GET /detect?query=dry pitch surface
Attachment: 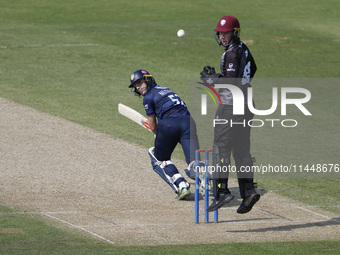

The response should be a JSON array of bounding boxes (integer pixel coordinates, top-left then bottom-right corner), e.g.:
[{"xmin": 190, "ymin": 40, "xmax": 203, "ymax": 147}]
[{"xmin": 1, "ymin": 97, "xmax": 339, "ymax": 246}]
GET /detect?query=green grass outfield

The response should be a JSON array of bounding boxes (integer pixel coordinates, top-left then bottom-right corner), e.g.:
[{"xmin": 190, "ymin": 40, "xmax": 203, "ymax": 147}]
[{"xmin": 1, "ymin": 0, "xmax": 339, "ymax": 253}]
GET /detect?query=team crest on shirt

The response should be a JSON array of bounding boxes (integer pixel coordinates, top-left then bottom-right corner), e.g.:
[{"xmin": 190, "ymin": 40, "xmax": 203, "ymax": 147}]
[{"xmin": 227, "ymin": 63, "xmax": 235, "ymax": 72}]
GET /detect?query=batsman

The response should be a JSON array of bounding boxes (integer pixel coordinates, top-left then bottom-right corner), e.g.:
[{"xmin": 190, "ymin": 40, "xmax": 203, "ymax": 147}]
[
  {"xmin": 128, "ymin": 69, "xmax": 200, "ymax": 200},
  {"xmin": 201, "ymin": 15, "xmax": 260, "ymax": 214}
]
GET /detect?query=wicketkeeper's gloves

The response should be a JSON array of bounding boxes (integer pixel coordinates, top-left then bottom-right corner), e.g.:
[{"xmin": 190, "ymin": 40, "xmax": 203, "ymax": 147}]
[{"xmin": 200, "ymin": 66, "xmax": 221, "ymax": 86}]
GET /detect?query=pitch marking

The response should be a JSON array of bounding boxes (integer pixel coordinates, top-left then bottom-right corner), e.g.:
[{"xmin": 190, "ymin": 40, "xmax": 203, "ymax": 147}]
[
  {"xmin": 297, "ymin": 207, "xmax": 340, "ymax": 223},
  {"xmin": 42, "ymin": 212, "xmax": 115, "ymax": 244},
  {"xmin": 259, "ymin": 208, "xmax": 294, "ymax": 222}
]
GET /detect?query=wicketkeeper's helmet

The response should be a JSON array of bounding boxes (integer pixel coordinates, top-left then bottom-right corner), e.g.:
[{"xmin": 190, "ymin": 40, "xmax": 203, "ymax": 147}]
[
  {"xmin": 129, "ymin": 69, "xmax": 157, "ymax": 96},
  {"xmin": 214, "ymin": 16, "xmax": 241, "ymax": 46}
]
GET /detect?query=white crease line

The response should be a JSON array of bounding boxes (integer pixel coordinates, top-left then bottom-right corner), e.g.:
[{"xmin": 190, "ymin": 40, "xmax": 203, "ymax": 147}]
[
  {"xmin": 42, "ymin": 212, "xmax": 115, "ymax": 244},
  {"xmin": 297, "ymin": 207, "xmax": 340, "ymax": 223}
]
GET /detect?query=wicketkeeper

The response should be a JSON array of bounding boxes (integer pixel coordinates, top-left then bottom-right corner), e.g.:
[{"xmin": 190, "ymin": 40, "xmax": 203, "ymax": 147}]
[
  {"xmin": 129, "ymin": 69, "xmax": 200, "ymax": 200},
  {"xmin": 200, "ymin": 16, "xmax": 260, "ymax": 213}
]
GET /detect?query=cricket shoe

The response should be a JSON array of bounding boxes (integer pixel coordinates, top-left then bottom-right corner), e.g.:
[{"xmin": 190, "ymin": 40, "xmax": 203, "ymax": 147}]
[
  {"xmin": 175, "ymin": 188, "xmax": 191, "ymax": 200},
  {"xmin": 237, "ymin": 193, "xmax": 260, "ymax": 214},
  {"xmin": 206, "ymin": 193, "xmax": 235, "ymax": 212}
]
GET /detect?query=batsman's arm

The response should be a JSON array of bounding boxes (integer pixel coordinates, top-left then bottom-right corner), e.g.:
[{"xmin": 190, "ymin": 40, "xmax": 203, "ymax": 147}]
[{"xmin": 147, "ymin": 114, "xmax": 157, "ymax": 135}]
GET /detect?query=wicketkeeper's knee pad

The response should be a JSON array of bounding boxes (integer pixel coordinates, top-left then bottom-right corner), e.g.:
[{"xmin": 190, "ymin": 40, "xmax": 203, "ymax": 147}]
[
  {"xmin": 212, "ymin": 144, "xmax": 231, "ymax": 179},
  {"xmin": 148, "ymin": 147, "xmax": 188, "ymax": 193},
  {"xmin": 212, "ymin": 144, "xmax": 231, "ymax": 196}
]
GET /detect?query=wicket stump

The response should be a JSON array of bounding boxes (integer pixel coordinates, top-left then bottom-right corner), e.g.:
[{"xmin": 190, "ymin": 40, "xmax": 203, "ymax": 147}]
[{"xmin": 195, "ymin": 149, "xmax": 218, "ymax": 223}]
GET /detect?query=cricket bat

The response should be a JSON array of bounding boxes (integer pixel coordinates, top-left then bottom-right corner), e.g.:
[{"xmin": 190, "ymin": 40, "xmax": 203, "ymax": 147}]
[{"xmin": 118, "ymin": 103, "xmax": 151, "ymax": 132}]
